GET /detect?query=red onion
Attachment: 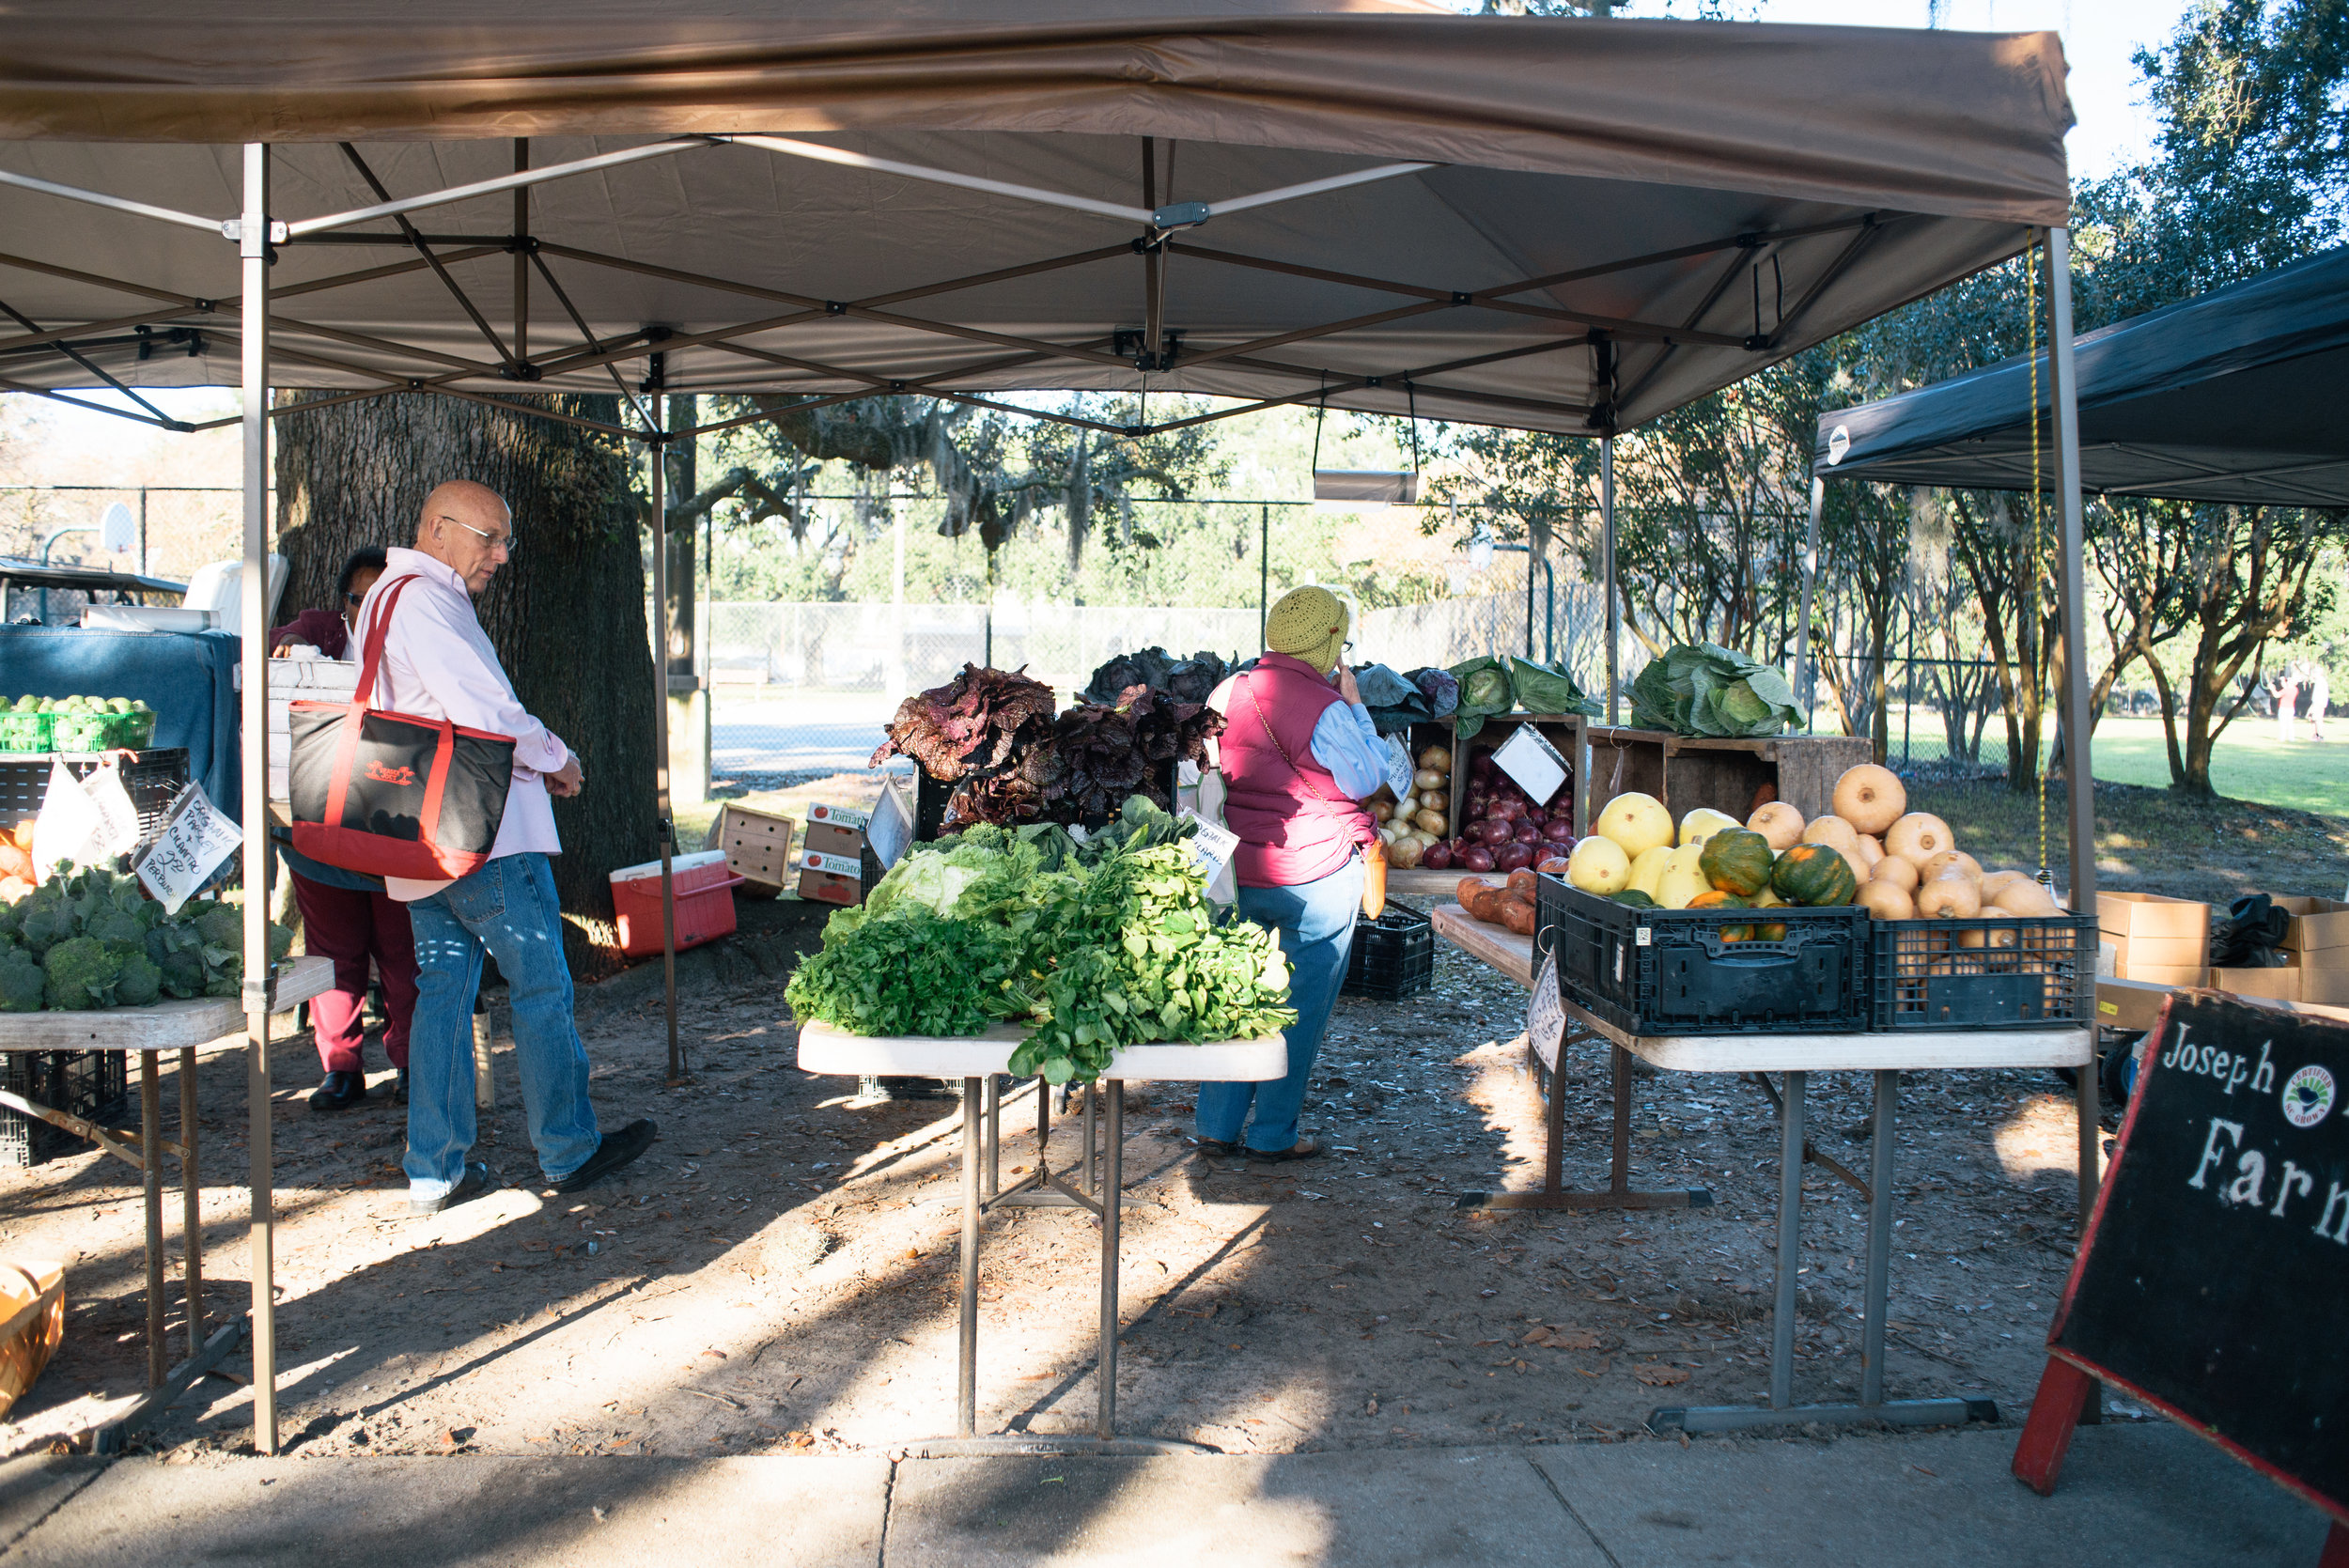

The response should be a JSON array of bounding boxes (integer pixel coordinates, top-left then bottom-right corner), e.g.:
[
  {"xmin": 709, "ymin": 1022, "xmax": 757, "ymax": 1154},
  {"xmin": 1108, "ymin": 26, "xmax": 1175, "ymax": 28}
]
[
  {"xmin": 1488, "ymin": 800, "xmax": 1523, "ymax": 822},
  {"xmin": 1511, "ymin": 820, "xmax": 1541, "ymax": 846},
  {"xmin": 1525, "ymin": 807, "xmax": 1548, "ymax": 828},
  {"xmin": 1470, "ymin": 754, "xmax": 1497, "ymax": 780},
  {"xmin": 1541, "ymin": 819, "xmax": 1578, "ymax": 845},
  {"xmin": 1460, "ymin": 846, "xmax": 1496, "ymax": 873},
  {"xmin": 1422, "ymin": 842, "xmax": 1454, "ymax": 870},
  {"xmin": 1493, "ymin": 842, "xmax": 1535, "ymax": 873},
  {"xmin": 1474, "ymin": 818, "xmax": 1514, "ymax": 846}
]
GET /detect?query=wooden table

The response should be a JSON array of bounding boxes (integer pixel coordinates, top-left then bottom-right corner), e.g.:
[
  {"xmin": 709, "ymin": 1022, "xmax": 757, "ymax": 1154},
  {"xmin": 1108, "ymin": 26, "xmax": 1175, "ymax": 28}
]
[
  {"xmin": 798, "ymin": 1020, "xmax": 1284, "ymax": 1456},
  {"xmin": 0, "ymin": 954, "xmax": 332, "ymax": 1451},
  {"xmin": 1429, "ymin": 903, "xmax": 1710, "ymax": 1213}
]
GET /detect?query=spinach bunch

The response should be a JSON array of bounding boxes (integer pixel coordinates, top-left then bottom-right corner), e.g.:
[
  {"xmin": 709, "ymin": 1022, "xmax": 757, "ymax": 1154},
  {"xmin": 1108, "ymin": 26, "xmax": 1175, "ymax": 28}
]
[{"xmin": 783, "ymin": 907, "xmax": 1030, "ymax": 1039}]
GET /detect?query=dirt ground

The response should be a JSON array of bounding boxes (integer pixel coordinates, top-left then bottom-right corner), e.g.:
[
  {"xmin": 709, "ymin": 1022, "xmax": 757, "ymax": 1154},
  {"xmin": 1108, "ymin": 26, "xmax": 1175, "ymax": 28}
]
[{"xmin": 0, "ymin": 881, "xmax": 2124, "ymax": 1464}]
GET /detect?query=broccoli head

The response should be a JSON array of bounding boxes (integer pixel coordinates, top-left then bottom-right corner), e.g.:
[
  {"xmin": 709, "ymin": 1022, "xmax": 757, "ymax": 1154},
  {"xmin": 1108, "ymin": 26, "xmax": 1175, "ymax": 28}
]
[
  {"xmin": 192, "ymin": 904, "xmax": 241, "ymax": 953},
  {"xmin": 114, "ymin": 948, "xmax": 162, "ymax": 1008},
  {"xmin": 0, "ymin": 954, "xmax": 41, "ymax": 1013},
  {"xmin": 84, "ymin": 908, "xmax": 145, "ymax": 948},
  {"xmin": 268, "ymin": 923, "xmax": 295, "ymax": 963},
  {"xmin": 157, "ymin": 947, "xmax": 206, "ymax": 1000},
  {"xmin": 204, "ymin": 970, "xmax": 239, "ymax": 999},
  {"xmin": 41, "ymin": 936, "xmax": 122, "ymax": 1010},
  {"xmin": 18, "ymin": 901, "xmax": 72, "ymax": 955}
]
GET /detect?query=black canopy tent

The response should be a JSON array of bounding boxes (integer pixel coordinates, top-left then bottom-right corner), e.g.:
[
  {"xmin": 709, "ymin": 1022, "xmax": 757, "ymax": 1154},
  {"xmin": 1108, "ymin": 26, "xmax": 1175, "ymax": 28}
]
[
  {"xmin": 1814, "ymin": 243, "xmax": 2349, "ymax": 505},
  {"xmin": 0, "ymin": 1, "xmax": 2089, "ymax": 1452}
]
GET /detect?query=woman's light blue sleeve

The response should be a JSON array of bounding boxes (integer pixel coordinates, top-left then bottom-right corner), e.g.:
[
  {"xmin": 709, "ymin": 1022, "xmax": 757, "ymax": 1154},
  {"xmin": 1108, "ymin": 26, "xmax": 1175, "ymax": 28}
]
[{"xmin": 1309, "ymin": 702, "xmax": 1387, "ymax": 800}]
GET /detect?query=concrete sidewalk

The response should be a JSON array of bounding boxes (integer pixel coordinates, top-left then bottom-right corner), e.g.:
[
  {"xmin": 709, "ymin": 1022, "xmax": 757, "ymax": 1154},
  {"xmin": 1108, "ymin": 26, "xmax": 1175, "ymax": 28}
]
[{"xmin": 0, "ymin": 1422, "xmax": 2331, "ymax": 1566}]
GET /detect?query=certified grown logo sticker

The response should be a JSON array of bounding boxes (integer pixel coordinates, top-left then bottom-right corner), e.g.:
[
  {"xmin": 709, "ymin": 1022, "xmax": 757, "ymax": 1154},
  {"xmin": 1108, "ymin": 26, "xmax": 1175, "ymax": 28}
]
[{"xmin": 2281, "ymin": 1064, "xmax": 2336, "ymax": 1129}]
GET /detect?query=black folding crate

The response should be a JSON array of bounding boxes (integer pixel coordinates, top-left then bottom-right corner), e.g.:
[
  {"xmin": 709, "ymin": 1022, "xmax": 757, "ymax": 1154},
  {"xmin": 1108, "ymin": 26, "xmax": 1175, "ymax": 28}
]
[
  {"xmin": 0, "ymin": 749, "xmax": 191, "ymax": 856},
  {"xmin": 0, "ymin": 1050, "xmax": 131, "ymax": 1168},
  {"xmin": 1869, "ymin": 910, "xmax": 2099, "ymax": 1031},
  {"xmin": 1533, "ymin": 872, "xmax": 1870, "ymax": 1035},
  {"xmin": 1344, "ymin": 903, "xmax": 1433, "ymax": 1001}
]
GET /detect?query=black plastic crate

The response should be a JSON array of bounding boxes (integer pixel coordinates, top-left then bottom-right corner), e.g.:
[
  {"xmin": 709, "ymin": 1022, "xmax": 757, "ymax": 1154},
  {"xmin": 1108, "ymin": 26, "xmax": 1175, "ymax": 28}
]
[
  {"xmin": 0, "ymin": 1050, "xmax": 131, "ymax": 1168},
  {"xmin": 1345, "ymin": 903, "xmax": 1434, "ymax": 1001},
  {"xmin": 0, "ymin": 749, "xmax": 191, "ymax": 856},
  {"xmin": 1869, "ymin": 911, "xmax": 2099, "ymax": 1031},
  {"xmin": 1533, "ymin": 872, "xmax": 1870, "ymax": 1035}
]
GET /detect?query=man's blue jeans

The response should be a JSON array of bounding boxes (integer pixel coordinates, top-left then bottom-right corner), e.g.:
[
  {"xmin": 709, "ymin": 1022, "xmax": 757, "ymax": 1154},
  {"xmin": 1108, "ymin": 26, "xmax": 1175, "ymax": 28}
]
[
  {"xmin": 1195, "ymin": 855, "xmax": 1363, "ymax": 1154},
  {"xmin": 403, "ymin": 853, "xmax": 600, "ymax": 1199}
]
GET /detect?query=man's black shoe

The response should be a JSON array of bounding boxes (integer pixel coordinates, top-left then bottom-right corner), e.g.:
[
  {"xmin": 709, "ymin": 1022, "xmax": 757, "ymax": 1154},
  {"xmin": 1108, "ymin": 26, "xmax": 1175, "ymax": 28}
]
[
  {"xmin": 394, "ymin": 1067, "xmax": 409, "ymax": 1106},
  {"xmin": 308, "ymin": 1071, "xmax": 367, "ymax": 1112},
  {"xmin": 552, "ymin": 1119, "xmax": 658, "ymax": 1193},
  {"xmin": 409, "ymin": 1161, "xmax": 499, "ymax": 1218}
]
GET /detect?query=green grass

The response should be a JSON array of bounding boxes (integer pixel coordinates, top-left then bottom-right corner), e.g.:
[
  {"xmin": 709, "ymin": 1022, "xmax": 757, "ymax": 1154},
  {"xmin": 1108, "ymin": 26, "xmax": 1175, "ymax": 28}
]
[{"xmin": 2082, "ymin": 715, "xmax": 2349, "ymax": 817}]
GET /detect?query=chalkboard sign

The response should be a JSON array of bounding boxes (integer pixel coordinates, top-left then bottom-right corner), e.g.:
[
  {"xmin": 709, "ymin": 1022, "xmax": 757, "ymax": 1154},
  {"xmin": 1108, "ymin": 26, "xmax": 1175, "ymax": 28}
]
[{"xmin": 2046, "ymin": 993, "xmax": 2347, "ymax": 1522}]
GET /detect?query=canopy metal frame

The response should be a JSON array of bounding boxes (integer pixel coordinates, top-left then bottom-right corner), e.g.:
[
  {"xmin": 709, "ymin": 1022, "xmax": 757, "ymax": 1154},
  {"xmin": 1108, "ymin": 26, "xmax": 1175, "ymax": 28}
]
[{"xmin": 0, "ymin": 37, "xmax": 2083, "ymax": 1453}]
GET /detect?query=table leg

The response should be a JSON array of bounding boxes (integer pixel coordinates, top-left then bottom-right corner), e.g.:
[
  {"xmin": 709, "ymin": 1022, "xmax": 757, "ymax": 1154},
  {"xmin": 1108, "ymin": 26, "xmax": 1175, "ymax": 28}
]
[
  {"xmin": 1097, "ymin": 1080, "xmax": 1123, "ymax": 1440},
  {"xmin": 1456, "ymin": 1032, "xmax": 1710, "ymax": 1212},
  {"xmin": 983, "ymin": 1075, "xmax": 1001, "ymax": 1201},
  {"xmin": 1860, "ymin": 1069, "xmax": 1895, "ymax": 1406},
  {"xmin": 2075, "ymin": 1053, "xmax": 2104, "ymax": 1426},
  {"xmin": 1081, "ymin": 1082, "xmax": 1097, "ymax": 1197},
  {"xmin": 957, "ymin": 1075, "xmax": 981, "ymax": 1437},
  {"xmin": 248, "ymin": 1006, "xmax": 276, "ymax": 1456},
  {"xmin": 180, "ymin": 1045, "xmax": 202, "ymax": 1359},
  {"xmin": 1648, "ymin": 1068, "xmax": 1990, "ymax": 1436},
  {"xmin": 141, "ymin": 1049, "xmax": 163, "ymax": 1389},
  {"xmin": 1543, "ymin": 1050, "xmax": 1564, "ymax": 1195},
  {"xmin": 1769, "ymin": 1070, "xmax": 1805, "ymax": 1410}
]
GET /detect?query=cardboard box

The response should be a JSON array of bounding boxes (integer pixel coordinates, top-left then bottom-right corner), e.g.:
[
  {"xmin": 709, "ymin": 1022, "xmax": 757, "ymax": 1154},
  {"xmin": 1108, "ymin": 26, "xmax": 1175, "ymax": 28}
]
[
  {"xmin": 2094, "ymin": 977, "xmax": 2185, "ymax": 1033},
  {"xmin": 708, "ymin": 803, "xmax": 795, "ymax": 890},
  {"xmin": 2098, "ymin": 892, "xmax": 2211, "ymax": 977},
  {"xmin": 2272, "ymin": 894, "xmax": 2349, "ymax": 957},
  {"xmin": 2211, "ymin": 963, "xmax": 2301, "ymax": 1003},
  {"xmin": 802, "ymin": 800, "xmax": 870, "ymax": 860},
  {"xmin": 796, "ymin": 846, "xmax": 863, "ymax": 906},
  {"xmin": 2299, "ymin": 964, "xmax": 2349, "ymax": 1009}
]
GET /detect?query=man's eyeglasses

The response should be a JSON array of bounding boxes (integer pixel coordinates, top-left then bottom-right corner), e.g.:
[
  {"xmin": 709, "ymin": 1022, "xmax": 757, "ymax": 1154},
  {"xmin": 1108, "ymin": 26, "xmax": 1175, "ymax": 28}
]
[{"xmin": 437, "ymin": 514, "xmax": 517, "ymax": 555}]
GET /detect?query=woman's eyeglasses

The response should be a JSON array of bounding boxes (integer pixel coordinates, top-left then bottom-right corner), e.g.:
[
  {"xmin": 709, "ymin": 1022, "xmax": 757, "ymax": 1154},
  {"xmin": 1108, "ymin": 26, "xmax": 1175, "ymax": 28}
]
[{"xmin": 342, "ymin": 591, "xmax": 366, "ymax": 607}]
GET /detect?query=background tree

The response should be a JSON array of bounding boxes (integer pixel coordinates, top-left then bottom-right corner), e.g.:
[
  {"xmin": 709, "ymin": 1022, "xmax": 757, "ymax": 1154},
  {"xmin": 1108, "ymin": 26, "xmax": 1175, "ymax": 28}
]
[{"xmin": 275, "ymin": 392, "xmax": 661, "ymax": 977}]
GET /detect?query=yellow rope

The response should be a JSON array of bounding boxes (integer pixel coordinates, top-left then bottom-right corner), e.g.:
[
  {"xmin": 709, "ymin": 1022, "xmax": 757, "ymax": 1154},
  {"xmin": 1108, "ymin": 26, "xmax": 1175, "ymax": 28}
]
[{"xmin": 2028, "ymin": 241, "xmax": 2050, "ymax": 883}]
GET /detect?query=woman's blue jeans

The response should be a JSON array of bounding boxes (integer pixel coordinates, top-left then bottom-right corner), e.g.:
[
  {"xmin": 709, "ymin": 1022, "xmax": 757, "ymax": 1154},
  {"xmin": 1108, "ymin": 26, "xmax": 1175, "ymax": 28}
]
[
  {"xmin": 1195, "ymin": 855, "xmax": 1363, "ymax": 1154},
  {"xmin": 403, "ymin": 852, "xmax": 601, "ymax": 1199}
]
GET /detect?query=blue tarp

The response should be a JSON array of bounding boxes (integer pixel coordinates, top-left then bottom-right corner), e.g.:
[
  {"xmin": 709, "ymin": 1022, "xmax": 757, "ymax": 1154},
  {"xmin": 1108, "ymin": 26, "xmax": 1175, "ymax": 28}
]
[{"xmin": 0, "ymin": 625, "xmax": 241, "ymax": 818}]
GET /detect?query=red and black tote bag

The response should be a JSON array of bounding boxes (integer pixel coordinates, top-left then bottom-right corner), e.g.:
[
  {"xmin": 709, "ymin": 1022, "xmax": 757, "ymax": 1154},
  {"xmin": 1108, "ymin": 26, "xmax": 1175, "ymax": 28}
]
[{"xmin": 288, "ymin": 575, "xmax": 516, "ymax": 879}]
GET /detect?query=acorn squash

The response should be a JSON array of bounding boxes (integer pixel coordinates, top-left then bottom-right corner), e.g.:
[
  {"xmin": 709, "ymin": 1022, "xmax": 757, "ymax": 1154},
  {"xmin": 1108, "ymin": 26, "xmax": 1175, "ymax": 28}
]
[
  {"xmin": 1771, "ymin": 843, "xmax": 1858, "ymax": 907},
  {"xmin": 1698, "ymin": 827, "xmax": 1774, "ymax": 897}
]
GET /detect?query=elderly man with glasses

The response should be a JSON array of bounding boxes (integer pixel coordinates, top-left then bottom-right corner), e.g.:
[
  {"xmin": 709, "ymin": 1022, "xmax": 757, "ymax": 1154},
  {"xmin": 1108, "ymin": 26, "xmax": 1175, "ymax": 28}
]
[{"xmin": 352, "ymin": 480, "xmax": 656, "ymax": 1216}]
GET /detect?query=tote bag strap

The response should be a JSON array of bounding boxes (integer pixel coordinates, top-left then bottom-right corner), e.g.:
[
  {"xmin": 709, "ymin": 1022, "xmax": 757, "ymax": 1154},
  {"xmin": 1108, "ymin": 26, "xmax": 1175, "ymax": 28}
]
[{"xmin": 323, "ymin": 574, "xmax": 422, "ymax": 833}]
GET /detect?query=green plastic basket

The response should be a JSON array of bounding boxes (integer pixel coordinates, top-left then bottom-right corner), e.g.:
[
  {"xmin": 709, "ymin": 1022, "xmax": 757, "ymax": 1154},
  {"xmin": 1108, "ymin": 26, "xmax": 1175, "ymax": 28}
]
[{"xmin": 0, "ymin": 712, "xmax": 53, "ymax": 753}]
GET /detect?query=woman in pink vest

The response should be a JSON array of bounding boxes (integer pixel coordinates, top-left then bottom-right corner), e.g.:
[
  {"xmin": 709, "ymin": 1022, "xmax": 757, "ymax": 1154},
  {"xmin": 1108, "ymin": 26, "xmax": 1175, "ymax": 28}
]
[{"xmin": 1197, "ymin": 586, "xmax": 1383, "ymax": 1161}]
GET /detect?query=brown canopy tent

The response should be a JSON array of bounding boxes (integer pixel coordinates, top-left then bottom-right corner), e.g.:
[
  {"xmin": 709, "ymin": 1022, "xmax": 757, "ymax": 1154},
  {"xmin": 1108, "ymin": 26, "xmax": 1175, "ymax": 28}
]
[{"xmin": 0, "ymin": 0, "xmax": 2090, "ymax": 1452}]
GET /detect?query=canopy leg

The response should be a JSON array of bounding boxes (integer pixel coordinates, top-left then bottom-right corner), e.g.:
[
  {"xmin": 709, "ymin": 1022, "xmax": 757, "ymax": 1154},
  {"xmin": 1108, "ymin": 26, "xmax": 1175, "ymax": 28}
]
[
  {"xmin": 650, "ymin": 403, "xmax": 682, "ymax": 1085},
  {"xmin": 236, "ymin": 138, "xmax": 278, "ymax": 1459},
  {"xmin": 1797, "ymin": 470, "xmax": 1822, "ymax": 730}
]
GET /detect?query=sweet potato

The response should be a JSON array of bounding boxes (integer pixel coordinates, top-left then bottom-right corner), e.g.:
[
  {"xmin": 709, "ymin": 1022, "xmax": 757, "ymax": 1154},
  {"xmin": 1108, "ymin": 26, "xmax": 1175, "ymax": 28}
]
[
  {"xmin": 1464, "ymin": 887, "xmax": 1506, "ymax": 924},
  {"xmin": 1500, "ymin": 896, "xmax": 1537, "ymax": 936},
  {"xmin": 1455, "ymin": 877, "xmax": 1490, "ymax": 909},
  {"xmin": 1505, "ymin": 868, "xmax": 1539, "ymax": 898}
]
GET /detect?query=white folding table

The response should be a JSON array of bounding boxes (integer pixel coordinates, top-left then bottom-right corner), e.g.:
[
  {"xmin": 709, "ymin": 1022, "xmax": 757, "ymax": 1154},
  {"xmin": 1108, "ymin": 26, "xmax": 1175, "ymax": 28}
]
[
  {"xmin": 0, "ymin": 953, "xmax": 332, "ymax": 1449},
  {"xmin": 797, "ymin": 1019, "xmax": 1285, "ymax": 1455}
]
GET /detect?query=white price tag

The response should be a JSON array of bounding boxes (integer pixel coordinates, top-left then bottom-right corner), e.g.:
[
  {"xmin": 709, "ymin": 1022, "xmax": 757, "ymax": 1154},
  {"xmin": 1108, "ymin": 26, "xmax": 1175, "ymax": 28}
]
[
  {"xmin": 1528, "ymin": 952, "xmax": 1565, "ymax": 1072},
  {"xmin": 1382, "ymin": 734, "xmax": 1415, "ymax": 800},
  {"xmin": 132, "ymin": 782, "xmax": 244, "ymax": 915},
  {"xmin": 1492, "ymin": 724, "xmax": 1569, "ymax": 811},
  {"xmin": 1179, "ymin": 811, "xmax": 1241, "ymax": 882}
]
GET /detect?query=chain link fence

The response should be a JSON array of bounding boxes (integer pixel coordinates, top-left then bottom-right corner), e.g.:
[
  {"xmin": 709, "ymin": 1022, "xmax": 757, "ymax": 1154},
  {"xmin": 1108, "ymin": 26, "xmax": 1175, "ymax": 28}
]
[{"xmin": 699, "ymin": 569, "xmax": 1613, "ymax": 785}]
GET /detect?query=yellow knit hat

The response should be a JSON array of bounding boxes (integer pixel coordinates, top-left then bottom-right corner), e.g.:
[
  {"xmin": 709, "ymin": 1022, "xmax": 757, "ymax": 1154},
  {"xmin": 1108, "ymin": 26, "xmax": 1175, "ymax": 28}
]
[{"xmin": 1265, "ymin": 585, "xmax": 1350, "ymax": 674}]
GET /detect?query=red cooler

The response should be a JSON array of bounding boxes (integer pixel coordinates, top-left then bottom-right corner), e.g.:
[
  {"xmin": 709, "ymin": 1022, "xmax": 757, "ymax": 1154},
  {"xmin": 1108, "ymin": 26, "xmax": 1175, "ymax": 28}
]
[{"xmin": 609, "ymin": 849, "xmax": 743, "ymax": 957}]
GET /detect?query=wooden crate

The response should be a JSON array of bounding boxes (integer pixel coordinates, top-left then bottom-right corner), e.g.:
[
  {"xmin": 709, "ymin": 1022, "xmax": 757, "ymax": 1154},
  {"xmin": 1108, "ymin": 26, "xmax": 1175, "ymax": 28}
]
[
  {"xmin": 708, "ymin": 803, "xmax": 796, "ymax": 892},
  {"xmin": 1438, "ymin": 714, "xmax": 1581, "ymax": 837},
  {"xmin": 1578, "ymin": 725, "xmax": 1867, "ymax": 831}
]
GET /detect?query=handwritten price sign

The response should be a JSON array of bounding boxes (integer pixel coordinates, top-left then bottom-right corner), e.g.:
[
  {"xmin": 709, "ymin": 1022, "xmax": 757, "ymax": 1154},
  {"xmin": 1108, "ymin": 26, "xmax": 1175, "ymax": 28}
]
[{"xmin": 132, "ymin": 782, "xmax": 243, "ymax": 914}]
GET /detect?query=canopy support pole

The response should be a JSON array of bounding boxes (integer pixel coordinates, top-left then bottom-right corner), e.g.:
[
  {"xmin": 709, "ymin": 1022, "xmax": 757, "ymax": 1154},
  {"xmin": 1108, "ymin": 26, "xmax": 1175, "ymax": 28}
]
[
  {"xmin": 2046, "ymin": 227, "xmax": 2101, "ymax": 1237},
  {"xmin": 1797, "ymin": 469, "xmax": 1822, "ymax": 730},
  {"xmin": 651, "ymin": 407, "xmax": 683, "ymax": 1087},
  {"xmin": 235, "ymin": 140, "xmax": 278, "ymax": 1459},
  {"xmin": 1601, "ymin": 433, "xmax": 1618, "ymax": 725}
]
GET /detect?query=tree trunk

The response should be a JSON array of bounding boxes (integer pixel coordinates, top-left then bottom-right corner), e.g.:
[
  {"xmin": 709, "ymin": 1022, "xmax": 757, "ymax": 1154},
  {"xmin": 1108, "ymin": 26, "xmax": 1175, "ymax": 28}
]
[
  {"xmin": 274, "ymin": 392, "xmax": 660, "ymax": 978},
  {"xmin": 662, "ymin": 395, "xmax": 697, "ymax": 685}
]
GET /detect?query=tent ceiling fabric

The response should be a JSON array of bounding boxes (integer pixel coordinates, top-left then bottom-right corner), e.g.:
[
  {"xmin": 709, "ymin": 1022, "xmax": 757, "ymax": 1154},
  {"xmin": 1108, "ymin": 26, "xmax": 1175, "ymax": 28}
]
[
  {"xmin": 0, "ymin": 4, "xmax": 2072, "ymax": 438},
  {"xmin": 1816, "ymin": 245, "xmax": 2349, "ymax": 506}
]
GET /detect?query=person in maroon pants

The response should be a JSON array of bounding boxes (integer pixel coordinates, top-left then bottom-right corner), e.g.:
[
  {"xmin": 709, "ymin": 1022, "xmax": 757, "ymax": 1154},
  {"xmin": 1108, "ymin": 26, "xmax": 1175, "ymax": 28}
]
[
  {"xmin": 285, "ymin": 849, "xmax": 419, "ymax": 1110},
  {"xmin": 272, "ymin": 547, "xmax": 419, "ymax": 1110}
]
